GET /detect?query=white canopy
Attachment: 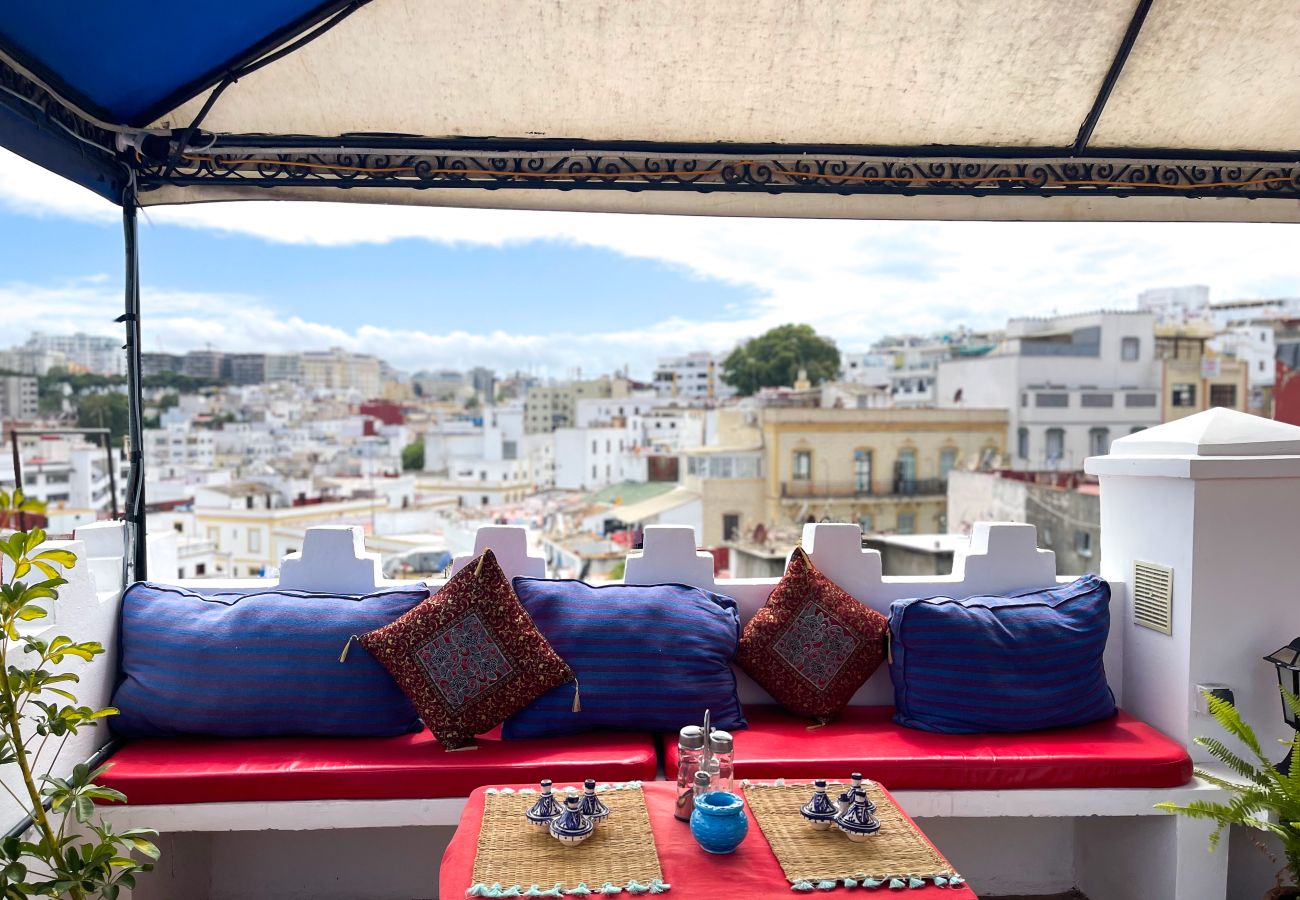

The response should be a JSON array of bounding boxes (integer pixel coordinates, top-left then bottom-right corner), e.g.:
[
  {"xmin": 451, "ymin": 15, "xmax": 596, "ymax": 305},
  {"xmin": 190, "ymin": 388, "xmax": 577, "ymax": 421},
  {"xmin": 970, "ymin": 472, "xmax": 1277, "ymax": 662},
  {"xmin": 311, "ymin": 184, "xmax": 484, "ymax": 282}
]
[{"xmin": 4, "ymin": 0, "xmax": 1299, "ymax": 220}]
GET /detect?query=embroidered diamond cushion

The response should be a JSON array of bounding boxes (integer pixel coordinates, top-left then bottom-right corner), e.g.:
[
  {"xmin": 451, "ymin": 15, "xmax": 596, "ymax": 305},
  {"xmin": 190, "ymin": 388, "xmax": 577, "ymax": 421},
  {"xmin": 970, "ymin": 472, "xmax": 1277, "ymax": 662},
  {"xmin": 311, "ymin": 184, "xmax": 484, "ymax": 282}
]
[
  {"xmin": 888, "ymin": 574, "xmax": 1116, "ymax": 733},
  {"xmin": 736, "ymin": 548, "xmax": 890, "ymax": 722},
  {"xmin": 502, "ymin": 578, "xmax": 746, "ymax": 739},
  {"xmin": 111, "ymin": 582, "xmax": 427, "ymax": 738},
  {"xmin": 359, "ymin": 550, "xmax": 574, "ymax": 749}
]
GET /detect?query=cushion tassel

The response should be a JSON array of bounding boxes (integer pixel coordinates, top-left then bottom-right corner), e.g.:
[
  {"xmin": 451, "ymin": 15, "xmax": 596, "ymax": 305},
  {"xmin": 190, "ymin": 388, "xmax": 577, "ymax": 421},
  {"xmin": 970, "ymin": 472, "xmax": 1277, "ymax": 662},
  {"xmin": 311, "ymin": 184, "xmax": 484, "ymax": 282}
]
[
  {"xmin": 338, "ymin": 634, "xmax": 357, "ymax": 663},
  {"xmin": 816, "ymin": 880, "xmax": 837, "ymax": 890},
  {"xmin": 648, "ymin": 880, "xmax": 670, "ymax": 894},
  {"xmin": 792, "ymin": 880, "xmax": 815, "ymax": 891},
  {"xmin": 599, "ymin": 883, "xmax": 622, "ymax": 894},
  {"xmin": 567, "ymin": 885, "xmax": 591, "ymax": 896},
  {"xmin": 888, "ymin": 879, "xmax": 905, "ymax": 890},
  {"xmin": 908, "ymin": 878, "xmax": 924, "ymax": 889},
  {"xmin": 572, "ymin": 677, "xmax": 582, "ymax": 713}
]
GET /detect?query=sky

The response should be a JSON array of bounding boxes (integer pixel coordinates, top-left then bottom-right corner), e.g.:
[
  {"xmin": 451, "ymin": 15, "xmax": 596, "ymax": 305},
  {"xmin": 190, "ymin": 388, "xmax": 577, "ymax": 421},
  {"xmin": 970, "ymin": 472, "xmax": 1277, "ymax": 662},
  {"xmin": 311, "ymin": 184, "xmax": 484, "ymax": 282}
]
[{"xmin": 0, "ymin": 147, "xmax": 1297, "ymax": 380}]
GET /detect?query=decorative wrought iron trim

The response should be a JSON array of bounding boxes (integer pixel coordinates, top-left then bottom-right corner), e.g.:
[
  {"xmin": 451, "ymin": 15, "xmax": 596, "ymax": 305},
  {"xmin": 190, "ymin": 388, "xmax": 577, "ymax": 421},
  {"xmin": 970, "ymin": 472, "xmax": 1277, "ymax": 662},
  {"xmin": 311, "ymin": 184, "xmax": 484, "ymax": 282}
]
[{"xmin": 137, "ymin": 146, "xmax": 1300, "ymax": 201}]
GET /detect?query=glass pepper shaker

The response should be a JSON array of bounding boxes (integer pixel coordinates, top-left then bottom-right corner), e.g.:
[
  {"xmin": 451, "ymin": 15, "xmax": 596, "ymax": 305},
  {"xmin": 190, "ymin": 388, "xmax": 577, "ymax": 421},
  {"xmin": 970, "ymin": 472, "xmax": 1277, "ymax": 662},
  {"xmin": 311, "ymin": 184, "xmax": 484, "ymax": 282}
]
[
  {"xmin": 675, "ymin": 725, "xmax": 706, "ymax": 821},
  {"xmin": 708, "ymin": 729, "xmax": 735, "ymax": 793}
]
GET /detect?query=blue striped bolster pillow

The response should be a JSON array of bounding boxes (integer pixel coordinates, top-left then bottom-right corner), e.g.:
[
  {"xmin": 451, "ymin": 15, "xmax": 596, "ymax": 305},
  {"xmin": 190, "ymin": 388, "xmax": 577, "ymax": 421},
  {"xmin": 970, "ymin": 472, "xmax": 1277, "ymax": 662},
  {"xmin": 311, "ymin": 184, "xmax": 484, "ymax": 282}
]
[
  {"xmin": 503, "ymin": 578, "xmax": 746, "ymax": 739},
  {"xmin": 888, "ymin": 574, "xmax": 1116, "ymax": 734},
  {"xmin": 110, "ymin": 582, "xmax": 428, "ymax": 738}
]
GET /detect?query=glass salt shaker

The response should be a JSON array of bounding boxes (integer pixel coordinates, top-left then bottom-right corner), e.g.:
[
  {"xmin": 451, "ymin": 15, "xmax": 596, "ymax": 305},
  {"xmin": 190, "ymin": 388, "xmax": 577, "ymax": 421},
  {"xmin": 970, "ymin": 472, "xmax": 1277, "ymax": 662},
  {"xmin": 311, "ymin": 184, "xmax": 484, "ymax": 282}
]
[
  {"xmin": 708, "ymin": 730, "xmax": 735, "ymax": 794},
  {"xmin": 675, "ymin": 725, "xmax": 706, "ymax": 821}
]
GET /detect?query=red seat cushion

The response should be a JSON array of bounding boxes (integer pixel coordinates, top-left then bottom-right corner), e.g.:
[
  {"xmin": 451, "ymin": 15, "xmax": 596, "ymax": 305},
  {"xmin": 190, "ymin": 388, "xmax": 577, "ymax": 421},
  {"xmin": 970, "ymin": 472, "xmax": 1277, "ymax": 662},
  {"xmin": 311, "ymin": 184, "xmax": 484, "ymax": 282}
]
[
  {"xmin": 666, "ymin": 706, "xmax": 1192, "ymax": 790},
  {"xmin": 100, "ymin": 727, "xmax": 657, "ymax": 805}
]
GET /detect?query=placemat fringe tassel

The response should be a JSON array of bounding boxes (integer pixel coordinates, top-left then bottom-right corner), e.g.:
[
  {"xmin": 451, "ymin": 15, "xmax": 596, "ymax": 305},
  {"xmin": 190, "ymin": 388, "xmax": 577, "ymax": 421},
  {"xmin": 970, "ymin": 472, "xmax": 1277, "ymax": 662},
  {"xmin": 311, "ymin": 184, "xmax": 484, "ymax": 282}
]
[{"xmin": 467, "ymin": 879, "xmax": 670, "ymax": 897}]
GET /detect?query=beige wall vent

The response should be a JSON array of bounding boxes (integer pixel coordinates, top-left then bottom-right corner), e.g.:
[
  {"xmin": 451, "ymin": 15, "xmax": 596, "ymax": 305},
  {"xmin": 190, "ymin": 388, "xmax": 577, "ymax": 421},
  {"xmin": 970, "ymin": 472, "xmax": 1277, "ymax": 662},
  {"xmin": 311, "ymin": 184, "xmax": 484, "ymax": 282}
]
[{"xmin": 1133, "ymin": 561, "xmax": 1174, "ymax": 635}]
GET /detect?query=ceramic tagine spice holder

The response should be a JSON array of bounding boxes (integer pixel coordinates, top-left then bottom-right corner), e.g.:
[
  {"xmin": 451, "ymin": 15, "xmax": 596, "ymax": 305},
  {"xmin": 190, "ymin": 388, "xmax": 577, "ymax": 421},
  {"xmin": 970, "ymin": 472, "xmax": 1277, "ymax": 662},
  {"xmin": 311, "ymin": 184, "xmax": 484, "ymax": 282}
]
[
  {"xmin": 836, "ymin": 772, "xmax": 874, "ymax": 815},
  {"xmin": 525, "ymin": 779, "xmax": 564, "ymax": 829},
  {"xmin": 550, "ymin": 794, "xmax": 596, "ymax": 848},
  {"xmin": 580, "ymin": 778, "xmax": 610, "ymax": 827},
  {"xmin": 834, "ymin": 788, "xmax": 881, "ymax": 843},
  {"xmin": 800, "ymin": 779, "xmax": 838, "ymax": 830}
]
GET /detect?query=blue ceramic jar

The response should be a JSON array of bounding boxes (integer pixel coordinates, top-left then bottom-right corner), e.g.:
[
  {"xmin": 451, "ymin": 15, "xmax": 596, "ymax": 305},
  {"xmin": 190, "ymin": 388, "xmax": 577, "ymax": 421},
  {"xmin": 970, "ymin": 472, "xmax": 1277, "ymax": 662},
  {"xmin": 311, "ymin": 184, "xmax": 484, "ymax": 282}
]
[{"xmin": 690, "ymin": 790, "xmax": 748, "ymax": 854}]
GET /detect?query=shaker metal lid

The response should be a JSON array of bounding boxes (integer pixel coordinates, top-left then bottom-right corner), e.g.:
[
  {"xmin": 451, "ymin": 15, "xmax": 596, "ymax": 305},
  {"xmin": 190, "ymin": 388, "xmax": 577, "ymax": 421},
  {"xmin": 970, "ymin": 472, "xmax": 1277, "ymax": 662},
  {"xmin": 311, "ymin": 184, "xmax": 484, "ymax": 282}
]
[
  {"xmin": 678, "ymin": 725, "xmax": 706, "ymax": 750},
  {"xmin": 708, "ymin": 730, "xmax": 734, "ymax": 753}
]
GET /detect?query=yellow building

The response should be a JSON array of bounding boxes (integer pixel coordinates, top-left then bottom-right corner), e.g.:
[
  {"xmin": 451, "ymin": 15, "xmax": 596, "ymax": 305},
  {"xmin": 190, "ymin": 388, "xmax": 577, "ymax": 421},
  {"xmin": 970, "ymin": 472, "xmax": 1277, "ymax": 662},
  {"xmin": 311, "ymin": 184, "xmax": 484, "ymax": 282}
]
[
  {"xmin": 684, "ymin": 406, "xmax": 1008, "ymax": 544},
  {"xmin": 1155, "ymin": 325, "xmax": 1248, "ymax": 422}
]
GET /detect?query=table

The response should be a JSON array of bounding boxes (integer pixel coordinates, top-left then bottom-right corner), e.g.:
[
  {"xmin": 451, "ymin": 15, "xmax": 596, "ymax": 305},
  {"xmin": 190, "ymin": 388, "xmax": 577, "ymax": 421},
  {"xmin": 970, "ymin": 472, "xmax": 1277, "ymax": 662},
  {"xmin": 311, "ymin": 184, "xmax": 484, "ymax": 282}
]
[{"xmin": 440, "ymin": 781, "xmax": 977, "ymax": 898}]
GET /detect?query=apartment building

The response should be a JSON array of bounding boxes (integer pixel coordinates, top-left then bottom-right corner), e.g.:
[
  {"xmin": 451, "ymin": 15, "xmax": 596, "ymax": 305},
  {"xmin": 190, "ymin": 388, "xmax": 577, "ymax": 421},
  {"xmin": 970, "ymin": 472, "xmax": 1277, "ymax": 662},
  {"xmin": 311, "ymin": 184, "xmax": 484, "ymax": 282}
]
[
  {"xmin": 936, "ymin": 311, "xmax": 1159, "ymax": 470},
  {"xmin": 0, "ymin": 435, "xmax": 126, "ymax": 517},
  {"xmin": 1155, "ymin": 324, "xmax": 1249, "ymax": 422},
  {"xmin": 300, "ymin": 348, "xmax": 382, "ymax": 397},
  {"xmin": 683, "ymin": 405, "xmax": 1006, "ymax": 545},
  {"xmin": 525, "ymin": 376, "xmax": 628, "ymax": 433},
  {"xmin": 24, "ymin": 332, "xmax": 124, "ymax": 376},
  {"xmin": 0, "ymin": 374, "xmax": 38, "ymax": 419},
  {"xmin": 652, "ymin": 351, "xmax": 734, "ymax": 404},
  {"xmin": 421, "ymin": 407, "xmax": 538, "ymax": 506}
]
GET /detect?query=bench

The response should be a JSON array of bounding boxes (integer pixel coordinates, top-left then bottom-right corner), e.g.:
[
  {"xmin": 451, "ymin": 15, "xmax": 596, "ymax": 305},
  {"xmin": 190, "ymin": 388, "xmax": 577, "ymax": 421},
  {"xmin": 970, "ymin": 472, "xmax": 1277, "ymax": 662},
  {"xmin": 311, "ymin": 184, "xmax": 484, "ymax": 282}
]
[{"xmin": 83, "ymin": 522, "xmax": 1227, "ymax": 900}]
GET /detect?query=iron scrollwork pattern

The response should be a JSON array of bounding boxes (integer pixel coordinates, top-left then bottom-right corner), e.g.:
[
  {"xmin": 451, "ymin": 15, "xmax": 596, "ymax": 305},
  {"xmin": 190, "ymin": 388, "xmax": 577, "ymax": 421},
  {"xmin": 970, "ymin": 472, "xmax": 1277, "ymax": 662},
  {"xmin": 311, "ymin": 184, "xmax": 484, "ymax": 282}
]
[{"xmin": 141, "ymin": 146, "xmax": 1300, "ymax": 201}]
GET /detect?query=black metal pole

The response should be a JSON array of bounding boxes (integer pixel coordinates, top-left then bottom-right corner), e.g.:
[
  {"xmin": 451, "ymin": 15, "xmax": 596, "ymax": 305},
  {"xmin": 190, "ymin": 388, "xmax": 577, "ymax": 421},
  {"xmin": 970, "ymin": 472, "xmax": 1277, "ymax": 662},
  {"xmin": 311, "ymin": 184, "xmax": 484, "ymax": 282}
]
[
  {"xmin": 9, "ymin": 429, "xmax": 23, "ymax": 532},
  {"xmin": 120, "ymin": 199, "xmax": 147, "ymax": 582}
]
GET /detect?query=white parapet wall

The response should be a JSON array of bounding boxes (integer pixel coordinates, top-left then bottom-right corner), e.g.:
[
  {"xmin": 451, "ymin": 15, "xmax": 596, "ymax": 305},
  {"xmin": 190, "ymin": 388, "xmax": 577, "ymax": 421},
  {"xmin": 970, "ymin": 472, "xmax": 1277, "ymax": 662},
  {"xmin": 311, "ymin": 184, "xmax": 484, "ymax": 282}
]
[{"xmin": 40, "ymin": 409, "xmax": 1300, "ymax": 900}]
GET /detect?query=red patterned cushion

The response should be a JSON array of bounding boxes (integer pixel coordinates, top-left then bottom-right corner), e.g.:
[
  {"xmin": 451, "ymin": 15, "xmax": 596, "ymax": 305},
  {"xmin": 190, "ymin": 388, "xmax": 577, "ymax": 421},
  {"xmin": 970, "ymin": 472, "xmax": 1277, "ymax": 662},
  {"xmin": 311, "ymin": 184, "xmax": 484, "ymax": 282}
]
[
  {"xmin": 736, "ymin": 548, "xmax": 889, "ymax": 722},
  {"xmin": 360, "ymin": 551, "xmax": 574, "ymax": 749}
]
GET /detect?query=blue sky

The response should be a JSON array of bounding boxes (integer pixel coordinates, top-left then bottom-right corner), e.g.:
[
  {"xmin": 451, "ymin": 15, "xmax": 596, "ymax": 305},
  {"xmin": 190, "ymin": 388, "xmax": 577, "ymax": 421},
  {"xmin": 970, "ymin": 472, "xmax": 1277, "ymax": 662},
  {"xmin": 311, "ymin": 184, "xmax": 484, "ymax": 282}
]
[{"xmin": 1, "ymin": 148, "xmax": 1296, "ymax": 378}]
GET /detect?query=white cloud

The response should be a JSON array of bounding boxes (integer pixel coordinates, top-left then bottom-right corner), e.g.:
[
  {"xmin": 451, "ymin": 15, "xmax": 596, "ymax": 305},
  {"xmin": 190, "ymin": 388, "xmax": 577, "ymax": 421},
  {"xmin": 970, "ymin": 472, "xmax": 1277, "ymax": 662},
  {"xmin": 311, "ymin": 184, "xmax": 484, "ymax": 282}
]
[{"xmin": 0, "ymin": 147, "xmax": 1296, "ymax": 377}]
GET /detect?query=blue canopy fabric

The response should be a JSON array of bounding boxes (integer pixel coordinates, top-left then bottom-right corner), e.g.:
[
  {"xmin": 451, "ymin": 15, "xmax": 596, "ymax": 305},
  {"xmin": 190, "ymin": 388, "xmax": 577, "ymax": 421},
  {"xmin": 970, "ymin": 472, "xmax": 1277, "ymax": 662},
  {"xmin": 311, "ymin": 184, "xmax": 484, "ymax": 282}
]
[{"xmin": 0, "ymin": 1, "xmax": 341, "ymax": 126}]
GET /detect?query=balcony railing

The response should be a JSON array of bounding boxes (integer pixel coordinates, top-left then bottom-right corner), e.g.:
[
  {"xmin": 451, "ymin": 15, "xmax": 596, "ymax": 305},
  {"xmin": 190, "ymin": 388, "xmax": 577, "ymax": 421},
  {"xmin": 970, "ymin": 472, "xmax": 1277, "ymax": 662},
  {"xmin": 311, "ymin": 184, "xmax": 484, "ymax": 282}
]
[{"xmin": 780, "ymin": 478, "xmax": 947, "ymax": 499}]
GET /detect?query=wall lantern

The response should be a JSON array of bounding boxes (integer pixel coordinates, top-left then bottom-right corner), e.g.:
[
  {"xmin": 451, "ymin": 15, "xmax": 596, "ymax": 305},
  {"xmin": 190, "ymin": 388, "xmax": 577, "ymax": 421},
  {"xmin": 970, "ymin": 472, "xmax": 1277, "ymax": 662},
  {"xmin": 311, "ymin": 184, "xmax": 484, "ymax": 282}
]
[{"xmin": 1263, "ymin": 637, "xmax": 1300, "ymax": 772}]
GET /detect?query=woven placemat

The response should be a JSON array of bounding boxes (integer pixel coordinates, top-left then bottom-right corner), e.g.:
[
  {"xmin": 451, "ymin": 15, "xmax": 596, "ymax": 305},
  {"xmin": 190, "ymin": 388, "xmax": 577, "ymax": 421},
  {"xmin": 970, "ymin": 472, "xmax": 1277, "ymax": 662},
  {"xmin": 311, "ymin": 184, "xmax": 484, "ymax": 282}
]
[
  {"xmin": 742, "ymin": 782, "xmax": 964, "ymax": 891},
  {"xmin": 469, "ymin": 784, "xmax": 667, "ymax": 896}
]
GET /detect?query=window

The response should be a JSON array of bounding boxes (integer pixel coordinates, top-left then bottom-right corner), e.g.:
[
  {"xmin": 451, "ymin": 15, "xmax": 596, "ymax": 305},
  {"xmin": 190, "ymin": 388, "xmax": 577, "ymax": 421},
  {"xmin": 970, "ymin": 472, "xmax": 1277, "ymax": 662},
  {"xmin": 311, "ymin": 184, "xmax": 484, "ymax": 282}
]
[
  {"xmin": 1088, "ymin": 427, "xmax": 1110, "ymax": 456},
  {"xmin": 1035, "ymin": 392, "xmax": 1069, "ymax": 407},
  {"xmin": 1075, "ymin": 530, "xmax": 1093, "ymax": 558},
  {"xmin": 896, "ymin": 512, "xmax": 916, "ymax": 535},
  {"xmin": 195, "ymin": 563, "xmax": 206, "ymax": 576},
  {"xmin": 1017, "ymin": 427, "xmax": 1029, "ymax": 460},
  {"xmin": 1171, "ymin": 383, "xmax": 1197, "ymax": 407},
  {"xmin": 1080, "ymin": 392, "xmax": 1114, "ymax": 407},
  {"xmin": 853, "ymin": 449, "xmax": 872, "ymax": 494},
  {"xmin": 1045, "ymin": 427, "xmax": 1065, "ymax": 462},
  {"xmin": 1121, "ymin": 337, "xmax": 1140, "ymax": 361},
  {"xmin": 1209, "ymin": 384, "xmax": 1237, "ymax": 408},
  {"xmin": 858, "ymin": 514, "xmax": 873, "ymax": 533},
  {"xmin": 503, "ymin": 440, "xmax": 517, "ymax": 460},
  {"xmin": 939, "ymin": 447, "xmax": 957, "ymax": 481},
  {"xmin": 792, "ymin": 450, "xmax": 812, "ymax": 481},
  {"xmin": 1130, "ymin": 425, "xmax": 1147, "ymax": 434},
  {"xmin": 1125, "ymin": 393, "xmax": 1157, "ymax": 407},
  {"xmin": 206, "ymin": 527, "xmax": 219, "ymax": 542},
  {"xmin": 896, "ymin": 448, "xmax": 917, "ymax": 483},
  {"xmin": 248, "ymin": 530, "xmax": 261, "ymax": 553},
  {"xmin": 722, "ymin": 513, "xmax": 740, "ymax": 542}
]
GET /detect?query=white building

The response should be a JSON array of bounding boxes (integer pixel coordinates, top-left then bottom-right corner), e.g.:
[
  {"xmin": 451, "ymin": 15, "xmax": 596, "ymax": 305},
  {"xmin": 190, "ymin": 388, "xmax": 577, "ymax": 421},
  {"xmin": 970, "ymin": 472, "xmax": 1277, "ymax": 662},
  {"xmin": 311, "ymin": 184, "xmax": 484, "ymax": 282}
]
[
  {"xmin": 652, "ymin": 351, "xmax": 735, "ymax": 404},
  {"xmin": 421, "ymin": 406, "xmax": 539, "ymax": 507},
  {"xmin": 0, "ymin": 345, "xmax": 66, "ymax": 376},
  {"xmin": 1213, "ymin": 322, "xmax": 1276, "ymax": 389},
  {"xmin": 24, "ymin": 331, "xmax": 124, "ymax": 376},
  {"xmin": 839, "ymin": 351, "xmax": 891, "ymax": 386},
  {"xmin": 0, "ymin": 375, "xmax": 38, "ymax": 419},
  {"xmin": 1136, "ymin": 285, "xmax": 1211, "ymax": 325},
  {"xmin": 936, "ymin": 311, "xmax": 1159, "ymax": 470},
  {"xmin": 144, "ymin": 424, "xmax": 217, "ymax": 469},
  {"xmin": 0, "ymin": 435, "xmax": 126, "ymax": 517},
  {"xmin": 1210, "ymin": 296, "xmax": 1300, "ymax": 330},
  {"xmin": 553, "ymin": 425, "xmax": 648, "ymax": 491}
]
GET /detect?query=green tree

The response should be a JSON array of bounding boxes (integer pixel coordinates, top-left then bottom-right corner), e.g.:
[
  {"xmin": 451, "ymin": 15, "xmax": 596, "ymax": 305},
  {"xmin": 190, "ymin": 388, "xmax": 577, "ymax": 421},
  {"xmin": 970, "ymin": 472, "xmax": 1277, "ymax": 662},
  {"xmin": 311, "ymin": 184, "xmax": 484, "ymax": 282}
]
[
  {"xmin": 75, "ymin": 394, "xmax": 129, "ymax": 448},
  {"xmin": 721, "ymin": 324, "xmax": 841, "ymax": 396},
  {"xmin": 401, "ymin": 440, "xmax": 425, "ymax": 472}
]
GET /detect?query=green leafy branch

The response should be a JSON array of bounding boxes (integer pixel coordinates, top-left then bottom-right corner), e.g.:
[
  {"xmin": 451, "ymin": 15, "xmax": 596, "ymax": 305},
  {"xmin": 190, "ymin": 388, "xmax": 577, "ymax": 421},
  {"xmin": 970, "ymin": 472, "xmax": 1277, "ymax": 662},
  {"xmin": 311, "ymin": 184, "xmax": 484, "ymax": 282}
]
[
  {"xmin": 1156, "ymin": 690, "xmax": 1300, "ymax": 888},
  {"xmin": 0, "ymin": 491, "xmax": 157, "ymax": 899}
]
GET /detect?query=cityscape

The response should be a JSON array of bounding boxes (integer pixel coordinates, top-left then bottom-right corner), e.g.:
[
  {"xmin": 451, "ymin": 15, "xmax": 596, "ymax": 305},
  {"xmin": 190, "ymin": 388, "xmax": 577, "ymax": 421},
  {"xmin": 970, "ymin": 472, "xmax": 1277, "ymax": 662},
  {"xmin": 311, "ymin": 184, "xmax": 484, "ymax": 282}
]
[{"xmin": 3, "ymin": 282, "xmax": 1294, "ymax": 584}]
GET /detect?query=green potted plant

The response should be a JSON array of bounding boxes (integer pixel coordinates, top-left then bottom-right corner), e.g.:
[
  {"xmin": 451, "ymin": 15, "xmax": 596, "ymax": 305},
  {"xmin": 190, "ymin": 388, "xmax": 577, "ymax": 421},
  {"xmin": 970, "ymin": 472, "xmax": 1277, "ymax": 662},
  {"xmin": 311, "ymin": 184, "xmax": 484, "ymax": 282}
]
[
  {"xmin": 0, "ymin": 489, "xmax": 157, "ymax": 899},
  {"xmin": 1157, "ymin": 690, "xmax": 1300, "ymax": 899}
]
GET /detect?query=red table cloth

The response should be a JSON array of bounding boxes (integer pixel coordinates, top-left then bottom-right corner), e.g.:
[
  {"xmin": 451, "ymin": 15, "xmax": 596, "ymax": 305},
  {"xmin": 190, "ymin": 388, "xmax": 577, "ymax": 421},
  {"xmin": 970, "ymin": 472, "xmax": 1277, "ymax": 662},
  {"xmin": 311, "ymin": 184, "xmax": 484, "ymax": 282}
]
[{"xmin": 440, "ymin": 781, "xmax": 977, "ymax": 898}]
